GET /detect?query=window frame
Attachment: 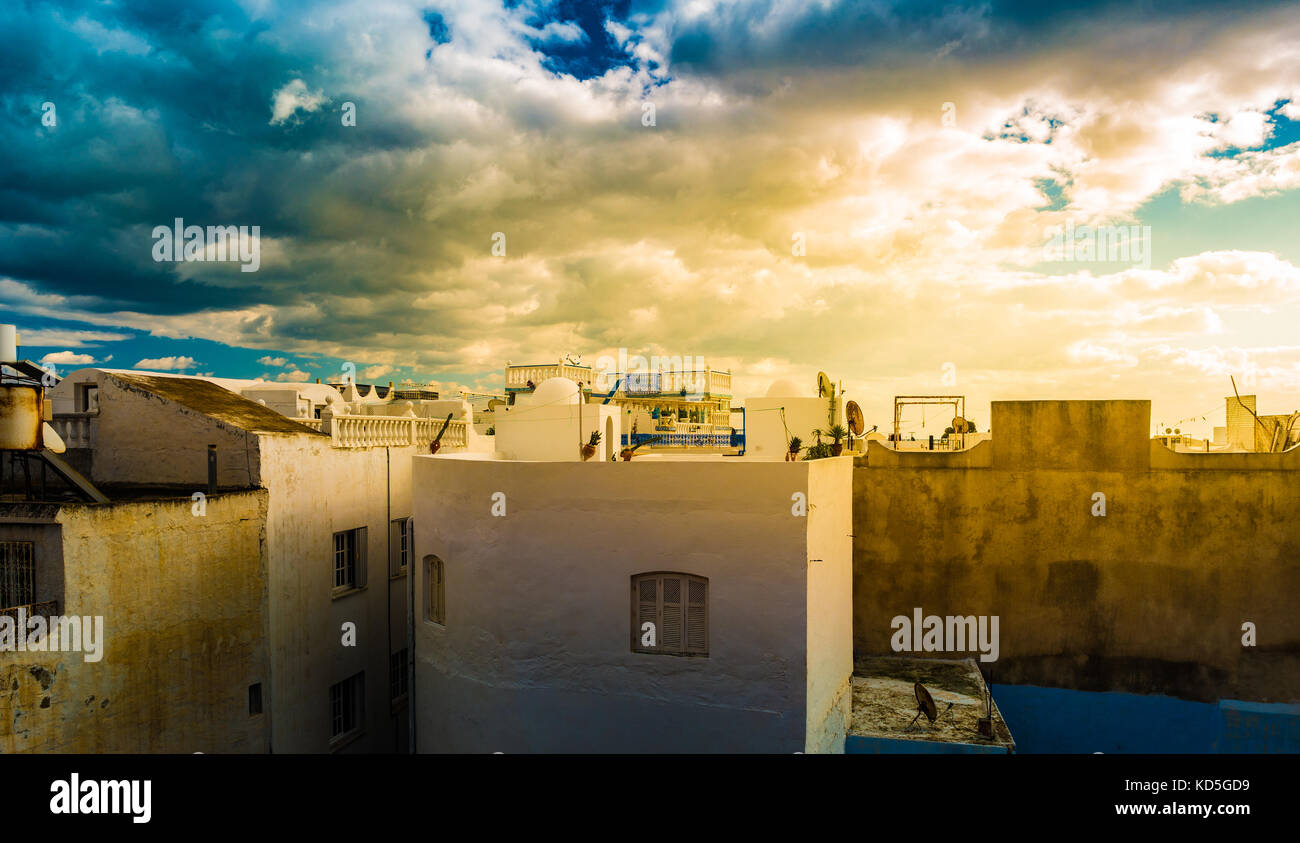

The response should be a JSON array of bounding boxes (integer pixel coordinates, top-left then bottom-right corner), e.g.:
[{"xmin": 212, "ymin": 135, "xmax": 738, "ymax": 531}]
[
  {"xmin": 424, "ymin": 555, "xmax": 445, "ymax": 626},
  {"xmin": 389, "ymin": 517, "xmax": 412, "ymax": 578},
  {"xmin": 331, "ymin": 527, "xmax": 368, "ymax": 596},
  {"xmin": 328, "ymin": 672, "xmax": 365, "ymax": 746},
  {"xmin": 630, "ymin": 572, "xmax": 709, "ymax": 657}
]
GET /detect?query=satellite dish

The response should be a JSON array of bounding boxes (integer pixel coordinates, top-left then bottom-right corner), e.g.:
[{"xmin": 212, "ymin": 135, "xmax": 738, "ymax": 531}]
[
  {"xmin": 906, "ymin": 681, "xmax": 955, "ymax": 732},
  {"xmin": 817, "ymin": 371, "xmax": 833, "ymax": 398},
  {"xmin": 487, "ymin": 399, "xmax": 506, "ymax": 411},
  {"xmin": 41, "ymin": 422, "xmax": 66, "ymax": 455},
  {"xmin": 845, "ymin": 401, "xmax": 864, "ymax": 437},
  {"xmin": 915, "ymin": 682, "xmax": 938, "ymax": 722},
  {"xmin": 952, "ymin": 416, "xmax": 968, "ymax": 434}
]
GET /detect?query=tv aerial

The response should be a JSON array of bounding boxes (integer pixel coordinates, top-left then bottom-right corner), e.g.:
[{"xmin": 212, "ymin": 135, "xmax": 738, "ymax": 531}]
[{"xmin": 905, "ymin": 682, "xmax": 954, "ymax": 733}]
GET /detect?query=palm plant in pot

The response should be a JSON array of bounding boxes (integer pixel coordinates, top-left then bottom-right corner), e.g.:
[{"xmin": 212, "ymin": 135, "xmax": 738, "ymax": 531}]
[
  {"xmin": 786, "ymin": 435, "xmax": 802, "ymax": 462},
  {"xmin": 581, "ymin": 430, "xmax": 601, "ymax": 461},
  {"xmin": 827, "ymin": 423, "xmax": 848, "ymax": 456}
]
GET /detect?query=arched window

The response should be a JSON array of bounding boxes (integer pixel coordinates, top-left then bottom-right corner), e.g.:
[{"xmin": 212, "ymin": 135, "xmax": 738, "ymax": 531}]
[
  {"xmin": 424, "ymin": 555, "xmax": 445, "ymax": 625},
  {"xmin": 631, "ymin": 573, "xmax": 708, "ymax": 656}
]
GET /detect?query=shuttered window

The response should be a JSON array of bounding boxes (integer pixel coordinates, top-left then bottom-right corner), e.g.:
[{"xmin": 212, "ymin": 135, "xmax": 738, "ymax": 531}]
[
  {"xmin": 332, "ymin": 527, "xmax": 367, "ymax": 593},
  {"xmin": 631, "ymin": 573, "xmax": 708, "ymax": 657}
]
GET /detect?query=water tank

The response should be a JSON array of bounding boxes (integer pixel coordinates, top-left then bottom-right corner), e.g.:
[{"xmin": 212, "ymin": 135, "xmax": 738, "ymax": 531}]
[{"xmin": 0, "ymin": 384, "xmax": 44, "ymax": 450}]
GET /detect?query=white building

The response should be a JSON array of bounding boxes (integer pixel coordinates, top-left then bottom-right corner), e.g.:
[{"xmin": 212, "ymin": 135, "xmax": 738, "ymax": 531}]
[
  {"xmin": 24, "ymin": 367, "xmax": 478, "ymax": 752},
  {"xmin": 410, "ymin": 449, "xmax": 855, "ymax": 752}
]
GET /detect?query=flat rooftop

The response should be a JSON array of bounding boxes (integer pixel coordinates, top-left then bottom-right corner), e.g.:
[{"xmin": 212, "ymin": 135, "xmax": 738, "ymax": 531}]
[{"xmin": 849, "ymin": 656, "xmax": 1015, "ymax": 752}]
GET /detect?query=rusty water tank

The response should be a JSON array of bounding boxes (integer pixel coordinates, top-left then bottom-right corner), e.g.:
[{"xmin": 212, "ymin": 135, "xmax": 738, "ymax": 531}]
[{"xmin": 0, "ymin": 383, "xmax": 44, "ymax": 450}]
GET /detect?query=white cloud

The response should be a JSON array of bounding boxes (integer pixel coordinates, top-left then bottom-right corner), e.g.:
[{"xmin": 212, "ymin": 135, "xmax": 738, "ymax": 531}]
[
  {"xmin": 269, "ymin": 78, "xmax": 326, "ymax": 125},
  {"xmin": 18, "ymin": 328, "xmax": 131, "ymax": 347},
  {"xmin": 134, "ymin": 356, "xmax": 198, "ymax": 371},
  {"xmin": 258, "ymin": 355, "xmax": 289, "ymax": 367},
  {"xmin": 363, "ymin": 365, "xmax": 392, "ymax": 379},
  {"xmin": 275, "ymin": 369, "xmax": 311, "ymax": 382},
  {"xmin": 40, "ymin": 350, "xmax": 95, "ymax": 365}
]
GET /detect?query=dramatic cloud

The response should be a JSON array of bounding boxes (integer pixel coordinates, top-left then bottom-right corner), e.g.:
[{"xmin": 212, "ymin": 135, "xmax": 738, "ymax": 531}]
[{"xmin": 3, "ymin": 0, "xmax": 1300, "ymax": 435}]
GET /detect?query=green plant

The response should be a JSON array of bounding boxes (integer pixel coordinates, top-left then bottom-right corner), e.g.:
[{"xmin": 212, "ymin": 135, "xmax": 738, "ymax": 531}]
[
  {"xmin": 803, "ymin": 442, "xmax": 834, "ymax": 460},
  {"xmin": 588, "ymin": 430, "xmax": 602, "ymax": 446},
  {"xmin": 787, "ymin": 435, "xmax": 803, "ymax": 453},
  {"xmin": 826, "ymin": 423, "xmax": 848, "ymax": 444},
  {"xmin": 486, "ymin": 426, "xmax": 495, "ymax": 435}
]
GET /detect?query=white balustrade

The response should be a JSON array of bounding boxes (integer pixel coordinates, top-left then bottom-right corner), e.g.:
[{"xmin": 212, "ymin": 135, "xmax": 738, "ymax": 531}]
[{"xmin": 50, "ymin": 413, "xmax": 95, "ymax": 448}]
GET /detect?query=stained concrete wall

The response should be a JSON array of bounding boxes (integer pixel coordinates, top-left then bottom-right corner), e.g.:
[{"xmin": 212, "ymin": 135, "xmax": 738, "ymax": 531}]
[
  {"xmin": 411, "ymin": 456, "xmax": 851, "ymax": 752},
  {"xmin": 256, "ymin": 436, "xmax": 416, "ymax": 753},
  {"xmin": 853, "ymin": 399, "xmax": 1300, "ymax": 704},
  {"xmin": 0, "ymin": 492, "xmax": 269, "ymax": 753}
]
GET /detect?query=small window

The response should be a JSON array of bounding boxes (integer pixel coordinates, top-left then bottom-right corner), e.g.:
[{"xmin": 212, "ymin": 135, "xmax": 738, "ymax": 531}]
[
  {"xmin": 248, "ymin": 683, "xmax": 263, "ymax": 716},
  {"xmin": 0, "ymin": 541, "xmax": 35, "ymax": 610},
  {"xmin": 76, "ymin": 384, "xmax": 99, "ymax": 413},
  {"xmin": 389, "ymin": 649, "xmax": 408, "ymax": 703},
  {"xmin": 631, "ymin": 573, "xmax": 708, "ymax": 657},
  {"xmin": 424, "ymin": 556, "xmax": 445, "ymax": 625},
  {"xmin": 389, "ymin": 518, "xmax": 412, "ymax": 577},
  {"xmin": 329, "ymin": 672, "xmax": 365, "ymax": 742},
  {"xmin": 332, "ymin": 528, "xmax": 368, "ymax": 594}
]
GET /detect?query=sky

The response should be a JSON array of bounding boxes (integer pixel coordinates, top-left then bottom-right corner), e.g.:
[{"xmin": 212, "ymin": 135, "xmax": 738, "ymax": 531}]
[{"xmin": 4, "ymin": 0, "xmax": 1300, "ymax": 437}]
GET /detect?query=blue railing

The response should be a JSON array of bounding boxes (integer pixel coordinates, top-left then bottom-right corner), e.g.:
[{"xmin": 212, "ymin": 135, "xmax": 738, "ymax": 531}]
[{"xmin": 622, "ymin": 432, "xmax": 742, "ymax": 449}]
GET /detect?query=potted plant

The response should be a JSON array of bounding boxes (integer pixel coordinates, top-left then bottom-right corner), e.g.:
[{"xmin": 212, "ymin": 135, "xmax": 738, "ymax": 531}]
[
  {"xmin": 827, "ymin": 423, "xmax": 848, "ymax": 456},
  {"xmin": 786, "ymin": 435, "xmax": 802, "ymax": 462},
  {"xmin": 581, "ymin": 430, "xmax": 600, "ymax": 461}
]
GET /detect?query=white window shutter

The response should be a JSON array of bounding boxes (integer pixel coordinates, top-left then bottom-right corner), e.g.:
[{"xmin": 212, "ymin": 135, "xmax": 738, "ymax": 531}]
[{"xmin": 355, "ymin": 527, "xmax": 368, "ymax": 588}]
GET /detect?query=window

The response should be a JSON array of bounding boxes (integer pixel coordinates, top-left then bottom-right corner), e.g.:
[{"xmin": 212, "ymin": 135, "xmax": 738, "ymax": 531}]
[
  {"xmin": 248, "ymin": 683, "xmax": 262, "ymax": 716},
  {"xmin": 0, "ymin": 541, "xmax": 35, "ymax": 610},
  {"xmin": 631, "ymin": 573, "xmax": 708, "ymax": 657},
  {"xmin": 329, "ymin": 673, "xmax": 365, "ymax": 742},
  {"xmin": 332, "ymin": 527, "xmax": 367, "ymax": 593},
  {"xmin": 424, "ymin": 556, "xmax": 445, "ymax": 625},
  {"xmin": 389, "ymin": 649, "xmax": 408, "ymax": 703},
  {"xmin": 389, "ymin": 518, "xmax": 412, "ymax": 577},
  {"xmin": 76, "ymin": 383, "xmax": 99, "ymax": 413}
]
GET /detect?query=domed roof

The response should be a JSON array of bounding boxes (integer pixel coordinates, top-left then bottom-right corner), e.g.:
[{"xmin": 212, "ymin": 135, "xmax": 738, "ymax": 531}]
[
  {"xmin": 527, "ymin": 376, "xmax": 581, "ymax": 406},
  {"xmin": 766, "ymin": 378, "xmax": 804, "ymax": 398}
]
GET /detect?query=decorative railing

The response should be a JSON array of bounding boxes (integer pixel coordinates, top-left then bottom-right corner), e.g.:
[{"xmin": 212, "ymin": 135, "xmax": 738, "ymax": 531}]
[
  {"xmin": 622, "ymin": 430, "xmax": 737, "ymax": 450},
  {"xmin": 505, "ymin": 364, "xmax": 593, "ymax": 388},
  {"xmin": 604, "ymin": 369, "xmax": 732, "ymax": 396},
  {"xmin": 298, "ymin": 418, "xmax": 324, "ymax": 432},
  {"xmin": 49, "ymin": 413, "xmax": 95, "ymax": 448},
  {"xmin": 325, "ymin": 413, "xmax": 468, "ymax": 450}
]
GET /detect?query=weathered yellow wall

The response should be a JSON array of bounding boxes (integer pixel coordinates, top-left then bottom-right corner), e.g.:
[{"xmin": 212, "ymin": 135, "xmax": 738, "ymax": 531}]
[
  {"xmin": 0, "ymin": 491, "xmax": 270, "ymax": 752},
  {"xmin": 853, "ymin": 400, "xmax": 1300, "ymax": 703}
]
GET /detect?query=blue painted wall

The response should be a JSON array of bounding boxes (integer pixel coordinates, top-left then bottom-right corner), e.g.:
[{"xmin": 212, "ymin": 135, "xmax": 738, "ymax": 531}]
[{"xmin": 992, "ymin": 684, "xmax": 1300, "ymax": 753}]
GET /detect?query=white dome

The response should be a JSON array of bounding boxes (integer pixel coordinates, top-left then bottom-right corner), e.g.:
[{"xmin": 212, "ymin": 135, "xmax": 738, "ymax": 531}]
[
  {"xmin": 527, "ymin": 376, "xmax": 581, "ymax": 406},
  {"xmin": 766, "ymin": 378, "xmax": 804, "ymax": 398}
]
